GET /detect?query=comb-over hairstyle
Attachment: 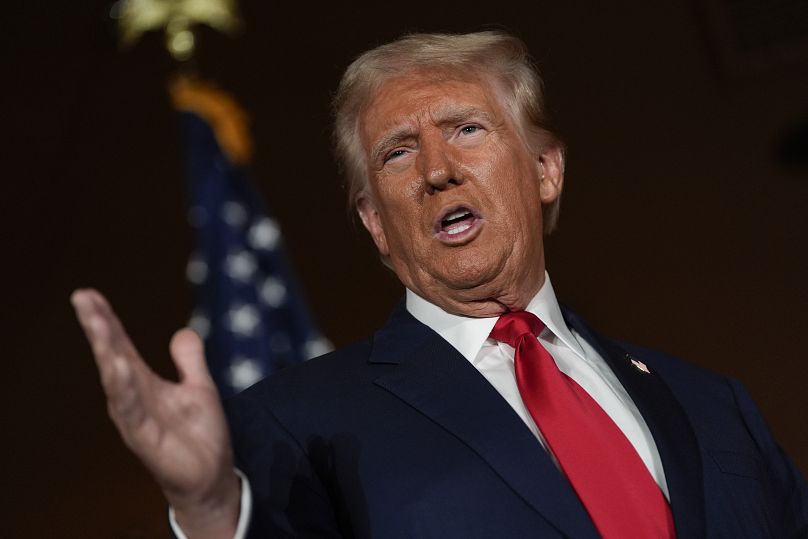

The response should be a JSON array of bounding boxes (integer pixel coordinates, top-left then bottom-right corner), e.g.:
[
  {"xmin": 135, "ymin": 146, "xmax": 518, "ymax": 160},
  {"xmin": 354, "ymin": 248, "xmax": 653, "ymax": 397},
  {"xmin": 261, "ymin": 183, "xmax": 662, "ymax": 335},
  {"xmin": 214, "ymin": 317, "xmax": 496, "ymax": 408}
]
[{"xmin": 332, "ymin": 30, "xmax": 564, "ymax": 233}]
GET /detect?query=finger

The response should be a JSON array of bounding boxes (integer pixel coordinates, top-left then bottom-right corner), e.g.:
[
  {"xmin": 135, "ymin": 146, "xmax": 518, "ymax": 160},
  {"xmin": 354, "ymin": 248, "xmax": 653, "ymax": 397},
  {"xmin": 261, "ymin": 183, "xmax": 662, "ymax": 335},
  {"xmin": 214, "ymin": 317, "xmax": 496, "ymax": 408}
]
[
  {"xmin": 72, "ymin": 289, "xmax": 152, "ymax": 373},
  {"xmin": 73, "ymin": 294, "xmax": 137, "ymax": 404},
  {"xmin": 71, "ymin": 289, "xmax": 153, "ymax": 406},
  {"xmin": 72, "ymin": 289, "xmax": 116, "ymax": 365},
  {"xmin": 169, "ymin": 328, "xmax": 215, "ymax": 388},
  {"xmin": 83, "ymin": 289, "xmax": 142, "ymax": 360}
]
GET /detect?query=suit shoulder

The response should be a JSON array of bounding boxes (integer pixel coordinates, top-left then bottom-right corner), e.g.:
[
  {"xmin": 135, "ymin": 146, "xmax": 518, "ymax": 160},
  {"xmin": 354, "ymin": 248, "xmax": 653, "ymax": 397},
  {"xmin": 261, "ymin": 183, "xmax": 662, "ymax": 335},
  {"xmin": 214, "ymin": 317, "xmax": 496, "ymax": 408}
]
[
  {"xmin": 224, "ymin": 336, "xmax": 389, "ymax": 425},
  {"xmin": 242, "ymin": 337, "xmax": 374, "ymax": 395}
]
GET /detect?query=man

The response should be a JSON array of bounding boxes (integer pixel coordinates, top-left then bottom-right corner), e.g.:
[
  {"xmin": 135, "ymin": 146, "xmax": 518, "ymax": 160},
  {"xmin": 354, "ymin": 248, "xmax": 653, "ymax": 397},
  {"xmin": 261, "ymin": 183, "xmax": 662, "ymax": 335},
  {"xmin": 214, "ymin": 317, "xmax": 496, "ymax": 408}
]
[{"xmin": 73, "ymin": 32, "xmax": 808, "ymax": 538}]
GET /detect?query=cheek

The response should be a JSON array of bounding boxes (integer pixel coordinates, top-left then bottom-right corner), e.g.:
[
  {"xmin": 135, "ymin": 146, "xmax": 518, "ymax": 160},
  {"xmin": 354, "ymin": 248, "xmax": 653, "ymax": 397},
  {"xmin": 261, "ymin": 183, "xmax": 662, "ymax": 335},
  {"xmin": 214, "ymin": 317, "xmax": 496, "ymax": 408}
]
[
  {"xmin": 477, "ymin": 153, "xmax": 538, "ymax": 206},
  {"xmin": 485, "ymin": 152, "xmax": 544, "ymax": 232},
  {"xmin": 475, "ymin": 141, "xmax": 529, "ymax": 183},
  {"xmin": 377, "ymin": 172, "xmax": 423, "ymax": 216},
  {"xmin": 374, "ymin": 186, "xmax": 424, "ymax": 245}
]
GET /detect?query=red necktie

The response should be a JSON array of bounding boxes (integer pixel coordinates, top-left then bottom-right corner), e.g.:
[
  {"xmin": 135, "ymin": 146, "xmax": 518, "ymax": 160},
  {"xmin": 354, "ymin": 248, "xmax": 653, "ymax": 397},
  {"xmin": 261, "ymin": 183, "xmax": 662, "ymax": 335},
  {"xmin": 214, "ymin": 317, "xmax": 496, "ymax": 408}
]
[{"xmin": 491, "ymin": 311, "xmax": 675, "ymax": 539}]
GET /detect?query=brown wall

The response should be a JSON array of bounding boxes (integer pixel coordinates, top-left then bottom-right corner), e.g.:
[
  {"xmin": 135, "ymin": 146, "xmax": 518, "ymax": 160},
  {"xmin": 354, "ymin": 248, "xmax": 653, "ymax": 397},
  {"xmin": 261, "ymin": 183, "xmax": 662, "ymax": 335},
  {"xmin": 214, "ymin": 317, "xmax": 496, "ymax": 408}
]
[{"xmin": 6, "ymin": 0, "xmax": 807, "ymax": 536}]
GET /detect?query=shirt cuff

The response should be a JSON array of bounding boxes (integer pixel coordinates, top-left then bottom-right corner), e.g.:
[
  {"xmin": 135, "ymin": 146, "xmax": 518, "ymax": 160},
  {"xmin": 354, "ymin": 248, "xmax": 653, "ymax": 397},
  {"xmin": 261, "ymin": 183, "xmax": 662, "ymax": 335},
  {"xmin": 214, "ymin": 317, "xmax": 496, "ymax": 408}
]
[{"xmin": 168, "ymin": 468, "xmax": 253, "ymax": 539}]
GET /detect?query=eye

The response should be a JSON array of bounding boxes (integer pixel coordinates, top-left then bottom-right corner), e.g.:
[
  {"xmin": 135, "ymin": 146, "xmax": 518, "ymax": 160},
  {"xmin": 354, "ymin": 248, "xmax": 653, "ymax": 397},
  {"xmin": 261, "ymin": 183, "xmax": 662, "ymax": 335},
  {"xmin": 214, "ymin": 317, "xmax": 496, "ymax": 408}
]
[
  {"xmin": 460, "ymin": 124, "xmax": 481, "ymax": 135},
  {"xmin": 384, "ymin": 149, "xmax": 408, "ymax": 163}
]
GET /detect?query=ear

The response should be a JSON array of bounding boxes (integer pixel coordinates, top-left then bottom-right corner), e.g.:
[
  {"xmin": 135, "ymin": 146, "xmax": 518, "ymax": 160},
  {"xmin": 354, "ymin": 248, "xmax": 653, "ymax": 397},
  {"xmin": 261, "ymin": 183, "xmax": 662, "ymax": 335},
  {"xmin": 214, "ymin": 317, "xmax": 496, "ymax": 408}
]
[
  {"xmin": 356, "ymin": 193, "xmax": 390, "ymax": 256},
  {"xmin": 537, "ymin": 144, "xmax": 564, "ymax": 204}
]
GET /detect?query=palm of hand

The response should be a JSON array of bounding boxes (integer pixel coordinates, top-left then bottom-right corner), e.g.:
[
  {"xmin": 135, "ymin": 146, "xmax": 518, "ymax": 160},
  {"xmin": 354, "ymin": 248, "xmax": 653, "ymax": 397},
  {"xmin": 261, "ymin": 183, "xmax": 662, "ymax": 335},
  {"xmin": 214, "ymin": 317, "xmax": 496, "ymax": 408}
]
[{"xmin": 72, "ymin": 289, "xmax": 238, "ymax": 513}]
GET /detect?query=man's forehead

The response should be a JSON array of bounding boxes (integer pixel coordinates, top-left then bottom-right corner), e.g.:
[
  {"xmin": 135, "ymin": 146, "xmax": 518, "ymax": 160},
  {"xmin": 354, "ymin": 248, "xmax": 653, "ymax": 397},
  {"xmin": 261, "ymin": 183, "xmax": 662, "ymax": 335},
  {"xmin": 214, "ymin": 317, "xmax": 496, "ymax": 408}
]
[
  {"xmin": 369, "ymin": 102, "xmax": 496, "ymax": 131},
  {"xmin": 360, "ymin": 72, "xmax": 506, "ymax": 141}
]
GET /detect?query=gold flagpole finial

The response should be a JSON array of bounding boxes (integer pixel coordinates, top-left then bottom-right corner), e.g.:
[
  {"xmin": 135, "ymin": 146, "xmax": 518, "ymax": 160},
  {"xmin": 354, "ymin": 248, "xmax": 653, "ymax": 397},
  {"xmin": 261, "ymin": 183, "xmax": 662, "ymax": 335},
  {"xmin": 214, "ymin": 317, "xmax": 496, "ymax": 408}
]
[{"xmin": 114, "ymin": 0, "xmax": 241, "ymax": 61}]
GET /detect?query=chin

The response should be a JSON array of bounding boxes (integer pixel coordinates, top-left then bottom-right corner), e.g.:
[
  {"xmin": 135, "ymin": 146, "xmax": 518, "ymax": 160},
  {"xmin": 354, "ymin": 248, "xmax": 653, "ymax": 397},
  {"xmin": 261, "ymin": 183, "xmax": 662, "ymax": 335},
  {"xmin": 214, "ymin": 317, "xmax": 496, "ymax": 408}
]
[{"xmin": 433, "ymin": 256, "xmax": 505, "ymax": 292}]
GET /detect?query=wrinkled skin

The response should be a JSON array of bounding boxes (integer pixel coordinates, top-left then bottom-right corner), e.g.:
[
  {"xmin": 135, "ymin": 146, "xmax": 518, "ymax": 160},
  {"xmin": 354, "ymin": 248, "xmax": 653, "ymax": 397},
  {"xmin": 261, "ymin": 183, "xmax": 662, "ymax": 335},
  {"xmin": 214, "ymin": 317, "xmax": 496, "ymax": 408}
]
[{"xmin": 357, "ymin": 70, "xmax": 564, "ymax": 317}]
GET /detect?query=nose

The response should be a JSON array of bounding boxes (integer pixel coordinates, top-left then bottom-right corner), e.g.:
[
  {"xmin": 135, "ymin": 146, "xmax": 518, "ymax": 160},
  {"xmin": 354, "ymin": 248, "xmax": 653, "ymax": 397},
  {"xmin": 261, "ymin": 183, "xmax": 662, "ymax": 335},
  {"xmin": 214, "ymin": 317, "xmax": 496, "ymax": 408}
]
[{"xmin": 417, "ymin": 139, "xmax": 462, "ymax": 194}]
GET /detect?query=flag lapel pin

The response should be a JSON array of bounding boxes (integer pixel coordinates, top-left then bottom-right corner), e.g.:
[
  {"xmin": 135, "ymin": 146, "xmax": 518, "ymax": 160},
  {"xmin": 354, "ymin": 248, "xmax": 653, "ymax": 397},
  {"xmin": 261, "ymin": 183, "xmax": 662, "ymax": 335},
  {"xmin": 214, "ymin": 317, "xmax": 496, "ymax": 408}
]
[{"xmin": 625, "ymin": 354, "xmax": 651, "ymax": 374}]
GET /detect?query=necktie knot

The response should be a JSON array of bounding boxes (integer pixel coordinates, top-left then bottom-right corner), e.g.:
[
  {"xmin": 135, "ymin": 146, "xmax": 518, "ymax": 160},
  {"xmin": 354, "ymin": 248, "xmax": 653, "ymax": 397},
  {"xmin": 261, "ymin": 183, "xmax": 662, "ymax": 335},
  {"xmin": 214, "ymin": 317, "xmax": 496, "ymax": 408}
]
[{"xmin": 490, "ymin": 311, "xmax": 545, "ymax": 348}]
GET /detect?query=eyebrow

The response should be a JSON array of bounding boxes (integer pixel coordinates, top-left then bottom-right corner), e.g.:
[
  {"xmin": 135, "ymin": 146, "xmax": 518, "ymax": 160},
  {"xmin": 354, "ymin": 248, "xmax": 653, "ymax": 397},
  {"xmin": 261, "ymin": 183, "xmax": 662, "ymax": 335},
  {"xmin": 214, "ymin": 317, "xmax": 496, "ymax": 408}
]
[
  {"xmin": 369, "ymin": 106, "xmax": 495, "ymax": 163},
  {"xmin": 433, "ymin": 106, "xmax": 494, "ymax": 128},
  {"xmin": 370, "ymin": 126, "xmax": 418, "ymax": 164}
]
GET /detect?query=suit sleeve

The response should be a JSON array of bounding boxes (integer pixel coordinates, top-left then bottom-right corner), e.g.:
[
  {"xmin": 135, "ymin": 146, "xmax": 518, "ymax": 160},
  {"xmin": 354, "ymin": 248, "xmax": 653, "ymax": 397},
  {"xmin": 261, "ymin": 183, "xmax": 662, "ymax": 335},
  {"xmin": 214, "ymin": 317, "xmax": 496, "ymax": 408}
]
[
  {"xmin": 728, "ymin": 377, "xmax": 808, "ymax": 537},
  {"xmin": 225, "ymin": 392, "xmax": 344, "ymax": 538}
]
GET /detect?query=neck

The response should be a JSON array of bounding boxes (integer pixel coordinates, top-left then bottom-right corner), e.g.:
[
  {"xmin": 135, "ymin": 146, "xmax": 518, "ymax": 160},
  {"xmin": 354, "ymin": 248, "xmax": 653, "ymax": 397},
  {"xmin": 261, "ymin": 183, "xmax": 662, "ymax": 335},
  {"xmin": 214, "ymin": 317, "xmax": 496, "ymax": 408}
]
[{"xmin": 410, "ymin": 272, "xmax": 546, "ymax": 318}]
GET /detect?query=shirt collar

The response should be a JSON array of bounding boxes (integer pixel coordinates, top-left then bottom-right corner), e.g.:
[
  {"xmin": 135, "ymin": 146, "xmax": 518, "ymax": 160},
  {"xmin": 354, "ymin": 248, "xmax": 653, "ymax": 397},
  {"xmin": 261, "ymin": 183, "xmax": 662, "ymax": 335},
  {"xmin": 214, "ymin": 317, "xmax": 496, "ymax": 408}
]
[{"xmin": 405, "ymin": 271, "xmax": 586, "ymax": 362}]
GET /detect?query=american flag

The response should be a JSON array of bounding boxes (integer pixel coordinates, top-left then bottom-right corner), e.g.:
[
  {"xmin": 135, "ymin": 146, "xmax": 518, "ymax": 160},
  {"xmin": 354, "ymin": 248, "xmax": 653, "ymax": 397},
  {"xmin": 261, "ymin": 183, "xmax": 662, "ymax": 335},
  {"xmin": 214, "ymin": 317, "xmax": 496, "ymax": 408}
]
[{"xmin": 173, "ymin": 80, "xmax": 331, "ymax": 398}]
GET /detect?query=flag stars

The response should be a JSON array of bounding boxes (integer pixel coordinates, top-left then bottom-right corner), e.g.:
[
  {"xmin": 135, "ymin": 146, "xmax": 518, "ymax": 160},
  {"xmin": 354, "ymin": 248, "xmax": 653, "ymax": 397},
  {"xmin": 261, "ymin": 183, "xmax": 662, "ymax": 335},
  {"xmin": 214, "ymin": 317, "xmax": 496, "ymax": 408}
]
[
  {"xmin": 186, "ymin": 255, "xmax": 208, "ymax": 284},
  {"xmin": 228, "ymin": 357, "xmax": 264, "ymax": 391},
  {"xmin": 225, "ymin": 250, "xmax": 257, "ymax": 281},
  {"xmin": 304, "ymin": 336, "xmax": 333, "ymax": 359},
  {"xmin": 180, "ymin": 108, "xmax": 329, "ymax": 398},
  {"xmin": 248, "ymin": 217, "xmax": 280, "ymax": 250},
  {"xmin": 188, "ymin": 311, "xmax": 210, "ymax": 339},
  {"xmin": 222, "ymin": 200, "xmax": 248, "ymax": 227},
  {"xmin": 260, "ymin": 276, "xmax": 287, "ymax": 307},
  {"xmin": 227, "ymin": 303, "xmax": 261, "ymax": 336}
]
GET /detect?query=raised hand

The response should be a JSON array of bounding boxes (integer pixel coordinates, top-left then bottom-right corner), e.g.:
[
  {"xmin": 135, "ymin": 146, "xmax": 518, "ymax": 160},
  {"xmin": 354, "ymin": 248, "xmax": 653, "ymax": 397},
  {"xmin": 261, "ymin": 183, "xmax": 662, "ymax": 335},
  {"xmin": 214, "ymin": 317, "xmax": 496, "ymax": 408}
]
[{"xmin": 71, "ymin": 289, "xmax": 240, "ymax": 538}]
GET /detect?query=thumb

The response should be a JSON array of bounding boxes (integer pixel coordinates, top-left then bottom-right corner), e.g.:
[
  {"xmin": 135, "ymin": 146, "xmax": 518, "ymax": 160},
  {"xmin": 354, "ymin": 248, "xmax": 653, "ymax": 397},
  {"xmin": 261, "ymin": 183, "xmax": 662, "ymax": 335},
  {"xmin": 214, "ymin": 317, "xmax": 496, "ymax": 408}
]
[{"xmin": 169, "ymin": 328, "xmax": 215, "ymax": 387}]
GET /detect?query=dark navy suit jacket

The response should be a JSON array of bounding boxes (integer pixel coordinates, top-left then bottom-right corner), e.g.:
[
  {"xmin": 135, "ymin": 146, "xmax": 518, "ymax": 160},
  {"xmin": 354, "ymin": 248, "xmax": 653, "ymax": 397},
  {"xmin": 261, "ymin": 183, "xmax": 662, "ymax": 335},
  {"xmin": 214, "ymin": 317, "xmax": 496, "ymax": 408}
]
[{"xmin": 226, "ymin": 302, "xmax": 808, "ymax": 537}]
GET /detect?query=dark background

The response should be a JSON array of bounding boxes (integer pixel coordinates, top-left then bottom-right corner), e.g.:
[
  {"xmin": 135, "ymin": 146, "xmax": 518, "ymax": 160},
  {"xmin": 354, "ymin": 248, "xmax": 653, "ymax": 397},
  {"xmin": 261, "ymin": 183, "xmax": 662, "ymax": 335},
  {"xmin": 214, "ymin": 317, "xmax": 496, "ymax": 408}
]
[{"xmin": 6, "ymin": 0, "xmax": 808, "ymax": 536}]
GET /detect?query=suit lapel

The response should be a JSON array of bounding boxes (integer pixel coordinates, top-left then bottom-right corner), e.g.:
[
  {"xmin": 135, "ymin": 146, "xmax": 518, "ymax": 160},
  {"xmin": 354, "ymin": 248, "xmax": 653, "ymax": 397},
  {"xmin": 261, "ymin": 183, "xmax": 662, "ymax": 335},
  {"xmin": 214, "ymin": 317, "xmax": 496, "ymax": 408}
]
[
  {"xmin": 562, "ymin": 308, "xmax": 707, "ymax": 538},
  {"xmin": 371, "ymin": 303, "xmax": 600, "ymax": 539}
]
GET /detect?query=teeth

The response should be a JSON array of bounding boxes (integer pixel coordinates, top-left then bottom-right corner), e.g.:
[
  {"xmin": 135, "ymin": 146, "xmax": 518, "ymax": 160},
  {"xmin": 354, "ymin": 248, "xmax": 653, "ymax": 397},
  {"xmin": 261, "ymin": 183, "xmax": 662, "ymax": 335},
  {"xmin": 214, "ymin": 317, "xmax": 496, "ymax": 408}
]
[
  {"xmin": 444, "ymin": 209, "xmax": 471, "ymax": 221},
  {"xmin": 446, "ymin": 222, "xmax": 472, "ymax": 235}
]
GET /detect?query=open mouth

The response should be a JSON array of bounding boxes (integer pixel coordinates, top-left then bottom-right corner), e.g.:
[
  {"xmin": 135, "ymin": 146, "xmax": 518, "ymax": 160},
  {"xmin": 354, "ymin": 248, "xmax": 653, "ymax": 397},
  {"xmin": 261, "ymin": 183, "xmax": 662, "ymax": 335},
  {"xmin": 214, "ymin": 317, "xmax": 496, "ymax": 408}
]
[
  {"xmin": 434, "ymin": 205, "xmax": 482, "ymax": 242},
  {"xmin": 441, "ymin": 209, "xmax": 475, "ymax": 234}
]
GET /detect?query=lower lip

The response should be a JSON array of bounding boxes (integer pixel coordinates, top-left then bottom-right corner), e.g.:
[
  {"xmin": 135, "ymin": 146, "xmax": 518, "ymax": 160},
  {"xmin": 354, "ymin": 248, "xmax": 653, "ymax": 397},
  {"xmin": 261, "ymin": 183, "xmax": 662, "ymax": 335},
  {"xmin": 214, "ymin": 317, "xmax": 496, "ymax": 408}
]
[{"xmin": 435, "ymin": 217, "xmax": 483, "ymax": 244}]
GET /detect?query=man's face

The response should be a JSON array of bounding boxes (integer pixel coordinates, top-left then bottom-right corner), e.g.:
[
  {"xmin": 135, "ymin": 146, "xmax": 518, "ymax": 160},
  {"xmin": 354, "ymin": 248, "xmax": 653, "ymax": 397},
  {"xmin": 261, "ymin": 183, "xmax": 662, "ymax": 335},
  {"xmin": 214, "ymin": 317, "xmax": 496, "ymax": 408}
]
[{"xmin": 357, "ymin": 70, "xmax": 564, "ymax": 317}]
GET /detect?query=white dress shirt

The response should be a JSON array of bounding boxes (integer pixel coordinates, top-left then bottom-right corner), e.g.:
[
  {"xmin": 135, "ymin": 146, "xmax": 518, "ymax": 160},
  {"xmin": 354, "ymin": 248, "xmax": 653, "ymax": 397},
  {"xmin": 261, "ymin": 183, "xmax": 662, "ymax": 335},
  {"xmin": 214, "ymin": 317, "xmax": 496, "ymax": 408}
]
[
  {"xmin": 169, "ymin": 468, "xmax": 252, "ymax": 539},
  {"xmin": 405, "ymin": 272, "xmax": 669, "ymax": 499},
  {"xmin": 173, "ymin": 271, "xmax": 668, "ymax": 538}
]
